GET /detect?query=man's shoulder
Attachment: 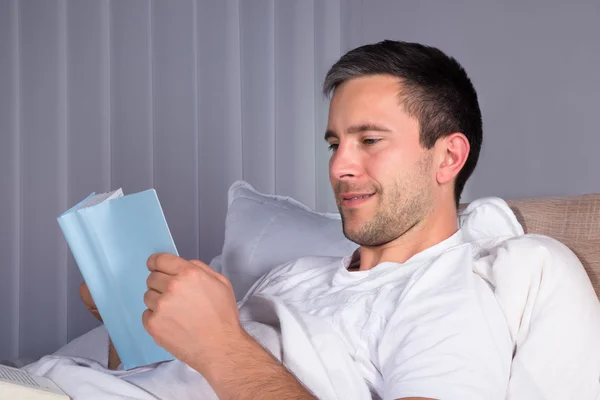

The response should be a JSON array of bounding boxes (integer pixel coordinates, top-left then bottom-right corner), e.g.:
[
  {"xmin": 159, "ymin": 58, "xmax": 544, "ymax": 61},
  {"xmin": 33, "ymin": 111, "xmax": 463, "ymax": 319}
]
[
  {"xmin": 488, "ymin": 233, "xmax": 581, "ymax": 267},
  {"xmin": 484, "ymin": 237, "xmax": 600, "ymax": 399},
  {"xmin": 480, "ymin": 233, "xmax": 597, "ymax": 305}
]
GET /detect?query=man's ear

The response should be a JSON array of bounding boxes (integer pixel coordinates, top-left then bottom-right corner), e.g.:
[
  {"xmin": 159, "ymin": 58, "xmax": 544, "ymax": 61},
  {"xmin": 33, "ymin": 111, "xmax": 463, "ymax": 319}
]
[{"xmin": 435, "ymin": 133, "xmax": 470, "ymax": 185}]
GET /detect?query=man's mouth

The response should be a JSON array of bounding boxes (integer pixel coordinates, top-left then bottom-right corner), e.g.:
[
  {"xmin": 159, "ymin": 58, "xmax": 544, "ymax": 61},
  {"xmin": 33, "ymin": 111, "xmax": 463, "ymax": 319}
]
[
  {"xmin": 343, "ymin": 193, "xmax": 375, "ymax": 201},
  {"xmin": 340, "ymin": 193, "xmax": 376, "ymax": 207}
]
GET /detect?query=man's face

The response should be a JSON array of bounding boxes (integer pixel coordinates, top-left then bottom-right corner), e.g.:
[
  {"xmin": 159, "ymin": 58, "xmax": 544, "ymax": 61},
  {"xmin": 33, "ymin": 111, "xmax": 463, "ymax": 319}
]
[{"xmin": 326, "ymin": 75, "xmax": 436, "ymax": 246}]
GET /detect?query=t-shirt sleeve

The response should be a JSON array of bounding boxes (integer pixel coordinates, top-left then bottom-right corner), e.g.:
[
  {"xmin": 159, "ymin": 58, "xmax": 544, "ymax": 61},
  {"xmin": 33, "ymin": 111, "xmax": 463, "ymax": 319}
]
[
  {"xmin": 493, "ymin": 235, "xmax": 600, "ymax": 399},
  {"xmin": 376, "ymin": 267, "xmax": 512, "ymax": 400}
]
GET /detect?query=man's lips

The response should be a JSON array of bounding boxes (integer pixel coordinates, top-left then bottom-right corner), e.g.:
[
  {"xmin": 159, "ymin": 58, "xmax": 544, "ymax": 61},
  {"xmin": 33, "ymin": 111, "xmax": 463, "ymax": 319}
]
[
  {"xmin": 339, "ymin": 192, "xmax": 376, "ymax": 207},
  {"xmin": 340, "ymin": 192, "xmax": 375, "ymax": 201}
]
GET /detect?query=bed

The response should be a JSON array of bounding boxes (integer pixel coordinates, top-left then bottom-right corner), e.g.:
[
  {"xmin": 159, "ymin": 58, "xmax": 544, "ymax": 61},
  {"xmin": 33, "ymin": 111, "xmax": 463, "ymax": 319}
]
[{"xmin": 6, "ymin": 182, "xmax": 600, "ymax": 399}]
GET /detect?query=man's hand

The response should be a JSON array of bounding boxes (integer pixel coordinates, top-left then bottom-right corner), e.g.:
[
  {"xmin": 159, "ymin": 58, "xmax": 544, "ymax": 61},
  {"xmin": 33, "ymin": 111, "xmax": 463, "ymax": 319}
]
[
  {"xmin": 143, "ymin": 253, "xmax": 315, "ymax": 399},
  {"xmin": 79, "ymin": 282, "xmax": 121, "ymax": 370},
  {"xmin": 142, "ymin": 253, "xmax": 243, "ymax": 373},
  {"xmin": 79, "ymin": 282, "xmax": 101, "ymax": 321}
]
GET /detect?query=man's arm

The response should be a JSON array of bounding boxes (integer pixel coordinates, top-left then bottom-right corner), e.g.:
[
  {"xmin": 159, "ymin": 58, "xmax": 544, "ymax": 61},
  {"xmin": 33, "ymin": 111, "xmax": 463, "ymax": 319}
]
[
  {"xmin": 191, "ymin": 328, "xmax": 315, "ymax": 400},
  {"xmin": 107, "ymin": 339, "xmax": 121, "ymax": 370},
  {"xmin": 79, "ymin": 283, "xmax": 121, "ymax": 369},
  {"xmin": 142, "ymin": 254, "xmax": 316, "ymax": 399}
]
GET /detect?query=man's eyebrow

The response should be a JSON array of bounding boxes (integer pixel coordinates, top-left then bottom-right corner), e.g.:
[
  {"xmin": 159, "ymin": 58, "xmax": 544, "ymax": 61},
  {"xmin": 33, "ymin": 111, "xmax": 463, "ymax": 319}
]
[
  {"xmin": 324, "ymin": 124, "xmax": 392, "ymax": 141},
  {"xmin": 324, "ymin": 130, "xmax": 337, "ymax": 141},
  {"xmin": 348, "ymin": 123, "xmax": 392, "ymax": 134}
]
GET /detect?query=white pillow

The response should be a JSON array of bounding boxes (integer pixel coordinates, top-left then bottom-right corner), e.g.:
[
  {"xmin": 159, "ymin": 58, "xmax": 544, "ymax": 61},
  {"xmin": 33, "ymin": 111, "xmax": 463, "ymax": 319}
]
[
  {"xmin": 208, "ymin": 254, "xmax": 222, "ymax": 274},
  {"xmin": 221, "ymin": 181, "xmax": 357, "ymax": 300},
  {"xmin": 220, "ymin": 180, "xmax": 524, "ymax": 300}
]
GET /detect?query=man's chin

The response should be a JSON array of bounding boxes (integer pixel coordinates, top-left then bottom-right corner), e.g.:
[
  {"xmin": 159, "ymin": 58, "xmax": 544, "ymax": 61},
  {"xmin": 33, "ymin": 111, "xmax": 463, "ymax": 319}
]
[
  {"xmin": 342, "ymin": 222, "xmax": 395, "ymax": 247},
  {"xmin": 342, "ymin": 225, "xmax": 363, "ymax": 245}
]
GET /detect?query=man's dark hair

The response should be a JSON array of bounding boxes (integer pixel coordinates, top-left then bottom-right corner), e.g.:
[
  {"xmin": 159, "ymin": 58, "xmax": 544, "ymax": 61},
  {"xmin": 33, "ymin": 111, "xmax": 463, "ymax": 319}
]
[{"xmin": 323, "ymin": 40, "xmax": 482, "ymax": 207}]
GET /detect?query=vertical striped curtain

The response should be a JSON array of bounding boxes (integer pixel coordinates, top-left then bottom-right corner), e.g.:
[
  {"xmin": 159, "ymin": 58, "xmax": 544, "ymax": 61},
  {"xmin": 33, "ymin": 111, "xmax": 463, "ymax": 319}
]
[{"xmin": 0, "ymin": 0, "xmax": 360, "ymax": 362}]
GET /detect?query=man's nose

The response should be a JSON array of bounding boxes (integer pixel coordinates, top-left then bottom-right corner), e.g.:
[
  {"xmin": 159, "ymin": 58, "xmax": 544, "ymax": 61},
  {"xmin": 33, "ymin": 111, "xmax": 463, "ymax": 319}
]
[{"xmin": 329, "ymin": 143, "xmax": 361, "ymax": 180}]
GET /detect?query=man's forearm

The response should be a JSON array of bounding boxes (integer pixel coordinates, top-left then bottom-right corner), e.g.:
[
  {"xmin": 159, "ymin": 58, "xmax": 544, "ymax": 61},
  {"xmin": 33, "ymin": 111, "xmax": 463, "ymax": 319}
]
[
  {"xmin": 191, "ymin": 329, "xmax": 316, "ymax": 400},
  {"xmin": 108, "ymin": 339, "xmax": 121, "ymax": 370}
]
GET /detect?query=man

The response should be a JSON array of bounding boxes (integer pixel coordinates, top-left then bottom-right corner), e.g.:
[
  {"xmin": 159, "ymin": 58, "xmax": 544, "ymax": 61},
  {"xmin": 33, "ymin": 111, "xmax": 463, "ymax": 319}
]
[{"xmin": 80, "ymin": 40, "xmax": 599, "ymax": 399}]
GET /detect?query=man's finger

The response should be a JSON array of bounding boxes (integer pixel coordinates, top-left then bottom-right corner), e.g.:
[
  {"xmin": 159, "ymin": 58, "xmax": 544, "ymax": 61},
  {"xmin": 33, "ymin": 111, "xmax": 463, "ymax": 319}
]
[
  {"xmin": 189, "ymin": 260, "xmax": 233, "ymax": 288},
  {"xmin": 141, "ymin": 308, "xmax": 152, "ymax": 334},
  {"xmin": 146, "ymin": 271, "xmax": 171, "ymax": 294},
  {"xmin": 143, "ymin": 289, "xmax": 161, "ymax": 311},
  {"xmin": 79, "ymin": 283, "xmax": 93, "ymax": 304},
  {"xmin": 147, "ymin": 252, "xmax": 185, "ymax": 275},
  {"xmin": 189, "ymin": 259, "xmax": 220, "ymax": 277}
]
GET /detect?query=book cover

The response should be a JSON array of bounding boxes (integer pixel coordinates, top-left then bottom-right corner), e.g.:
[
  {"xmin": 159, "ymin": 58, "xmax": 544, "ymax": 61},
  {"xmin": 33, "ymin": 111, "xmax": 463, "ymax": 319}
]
[{"xmin": 57, "ymin": 189, "xmax": 177, "ymax": 370}]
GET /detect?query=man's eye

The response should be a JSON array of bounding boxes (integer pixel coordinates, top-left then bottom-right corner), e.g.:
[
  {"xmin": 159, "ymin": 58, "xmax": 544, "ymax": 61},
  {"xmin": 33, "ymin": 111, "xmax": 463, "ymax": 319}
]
[
  {"xmin": 328, "ymin": 143, "xmax": 339, "ymax": 151},
  {"xmin": 363, "ymin": 138, "xmax": 380, "ymax": 145}
]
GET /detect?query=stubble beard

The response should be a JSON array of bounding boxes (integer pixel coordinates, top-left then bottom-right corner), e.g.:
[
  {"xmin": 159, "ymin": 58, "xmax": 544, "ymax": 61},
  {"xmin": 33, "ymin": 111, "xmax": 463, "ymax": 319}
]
[{"xmin": 338, "ymin": 154, "xmax": 434, "ymax": 247}]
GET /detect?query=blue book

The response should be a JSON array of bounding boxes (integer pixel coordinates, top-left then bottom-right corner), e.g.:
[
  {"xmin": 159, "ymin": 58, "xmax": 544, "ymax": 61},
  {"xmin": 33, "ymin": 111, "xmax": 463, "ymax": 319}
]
[{"xmin": 57, "ymin": 188, "xmax": 177, "ymax": 370}]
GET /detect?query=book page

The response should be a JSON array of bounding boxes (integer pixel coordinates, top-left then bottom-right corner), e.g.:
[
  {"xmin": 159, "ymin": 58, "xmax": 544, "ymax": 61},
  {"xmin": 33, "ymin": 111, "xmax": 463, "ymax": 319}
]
[
  {"xmin": 0, "ymin": 364, "xmax": 68, "ymax": 397},
  {"xmin": 76, "ymin": 188, "xmax": 124, "ymax": 210}
]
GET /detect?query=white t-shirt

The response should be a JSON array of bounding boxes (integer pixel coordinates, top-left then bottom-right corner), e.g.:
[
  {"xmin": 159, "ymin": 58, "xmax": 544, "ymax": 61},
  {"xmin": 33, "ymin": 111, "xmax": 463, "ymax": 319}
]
[{"xmin": 245, "ymin": 230, "xmax": 513, "ymax": 399}]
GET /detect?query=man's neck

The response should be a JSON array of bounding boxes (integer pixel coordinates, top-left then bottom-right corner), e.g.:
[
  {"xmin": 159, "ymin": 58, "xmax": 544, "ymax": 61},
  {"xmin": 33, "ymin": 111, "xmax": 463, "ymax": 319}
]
[{"xmin": 355, "ymin": 206, "xmax": 459, "ymax": 271}]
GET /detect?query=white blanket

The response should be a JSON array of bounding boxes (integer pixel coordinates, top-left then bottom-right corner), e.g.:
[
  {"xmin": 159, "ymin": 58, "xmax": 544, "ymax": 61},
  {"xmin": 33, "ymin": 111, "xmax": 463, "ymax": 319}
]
[{"xmin": 24, "ymin": 294, "xmax": 371, "ymax": 400}]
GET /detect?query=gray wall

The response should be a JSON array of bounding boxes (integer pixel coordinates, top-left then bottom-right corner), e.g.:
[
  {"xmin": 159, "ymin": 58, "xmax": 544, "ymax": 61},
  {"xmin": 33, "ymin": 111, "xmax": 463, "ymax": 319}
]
[
  {"xmin": 0, "ymin": 0, "xmax": 342, "ymax": 362},
  {"xmin": 349, "ymin": 0, "xmax": 600, "ymax": 201},
  {"xmin": 1, "ymin": 0, "xmax": 599, "ymax": 362}
]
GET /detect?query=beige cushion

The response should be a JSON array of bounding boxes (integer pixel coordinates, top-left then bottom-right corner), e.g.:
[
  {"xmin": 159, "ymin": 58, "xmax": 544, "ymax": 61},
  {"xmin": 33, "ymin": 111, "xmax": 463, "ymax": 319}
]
[{"xmin": 463, "ymin": 194, "xmax": 600, "ymax": 298}]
